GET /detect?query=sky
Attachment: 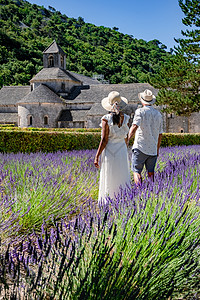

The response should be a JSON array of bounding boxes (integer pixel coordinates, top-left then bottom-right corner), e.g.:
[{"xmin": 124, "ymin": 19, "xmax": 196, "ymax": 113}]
[{"xmin": 28, "ymin": 0, "xmax": 187, "ymax": 51}]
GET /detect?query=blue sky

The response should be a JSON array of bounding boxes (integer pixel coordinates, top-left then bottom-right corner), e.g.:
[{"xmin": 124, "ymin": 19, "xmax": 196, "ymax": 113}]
[{"xmin": 28, "ymin": 0, "xmax": 186, "ymax": 50}]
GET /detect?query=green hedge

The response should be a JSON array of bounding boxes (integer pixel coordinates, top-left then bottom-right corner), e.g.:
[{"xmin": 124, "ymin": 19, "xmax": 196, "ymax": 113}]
[
  {"xmin": 161, "ymin": 133, "xmax": 200, "ymax": 147},
  {"xmin": 0, "ymin": 131, "xmax": 199, "ymax": 153},
  {"xmin": 0, "ymin": 131, "xmax": 100, "ymax": 153},
  {"xmin": 0, "ymin": 126, "xmax": 101, "ymax": 132}
]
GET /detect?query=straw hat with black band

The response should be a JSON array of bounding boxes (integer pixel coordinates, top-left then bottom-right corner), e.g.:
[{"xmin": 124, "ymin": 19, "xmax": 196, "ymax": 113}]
[{"xmin": 138, "ymin": 89, "xmax": 156, "ymax": 105}]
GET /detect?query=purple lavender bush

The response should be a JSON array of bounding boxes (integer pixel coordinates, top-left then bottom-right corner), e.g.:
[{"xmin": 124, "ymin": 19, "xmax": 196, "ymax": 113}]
[
  {"xmin": 0, "ymin": 145, "xmax": 200, "ymax": 299},
  {"xmin": 0, "ymin": 150, "xmax": 98, "ymax": 238}
]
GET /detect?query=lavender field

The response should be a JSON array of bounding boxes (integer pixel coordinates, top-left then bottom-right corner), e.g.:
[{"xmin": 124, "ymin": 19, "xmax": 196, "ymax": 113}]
[{"xmin": 0, "ymin": 145, "xmax": 200, "ymax": 299}]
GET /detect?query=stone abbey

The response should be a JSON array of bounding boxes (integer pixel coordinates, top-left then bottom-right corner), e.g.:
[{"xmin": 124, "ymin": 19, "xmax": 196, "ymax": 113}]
[{"xmin": 0, "ymin": 41, "xmax": 199, "ymax": 133}]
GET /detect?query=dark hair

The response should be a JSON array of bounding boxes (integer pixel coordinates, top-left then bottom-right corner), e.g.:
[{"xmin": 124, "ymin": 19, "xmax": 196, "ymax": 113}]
[{"xmin": 111, "ymin": 112, "xmax": 120, "ymax": 125}]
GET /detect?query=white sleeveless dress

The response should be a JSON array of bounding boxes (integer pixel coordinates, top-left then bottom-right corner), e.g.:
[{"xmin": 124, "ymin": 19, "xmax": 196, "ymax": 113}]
[{"xmin": 98, "ymin": 113, "xmax": 131, "ymax": 204}]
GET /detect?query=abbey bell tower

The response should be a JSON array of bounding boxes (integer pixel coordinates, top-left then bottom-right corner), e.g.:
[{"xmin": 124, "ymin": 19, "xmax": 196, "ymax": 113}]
[{"xmin": 43, "ymin": 40, "xmax": 66, "ymax": 69}]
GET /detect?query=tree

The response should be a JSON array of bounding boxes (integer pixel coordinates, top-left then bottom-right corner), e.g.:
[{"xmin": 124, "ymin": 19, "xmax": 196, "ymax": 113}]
[
  {"xmin": 0, "ymin": 0, "xmax": 170, "ymax": 87},
  {"xmin": 150, "ymin": 55, "xmax": 200, "ymax": 115},
  {"xmin": 149, "ymin": 0, "xmax": 200, "ymax": 116},
  {"xmin": 175, "ymin": 0, "xmax": 200, "ymax": 62}
]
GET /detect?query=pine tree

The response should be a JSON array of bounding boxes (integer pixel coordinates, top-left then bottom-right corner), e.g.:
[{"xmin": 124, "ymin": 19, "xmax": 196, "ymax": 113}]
[
  {"xmin": 175, "ymin": 0, "xmax": 200, "ymax": 62},
  {"xmin": 150, "ymin": 0, "xmax": 200, "ymax": 116},
  {"xmin": 150, "ymin": 55, "xmax": 200, "ymax": 115}
]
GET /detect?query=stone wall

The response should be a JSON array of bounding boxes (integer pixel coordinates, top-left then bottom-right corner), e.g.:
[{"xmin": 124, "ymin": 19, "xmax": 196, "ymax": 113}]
[
  {"xmin": 166, "ymin": 112, "xmax": 200, "ymax": 133},
  {"xmin": 86, "ymin": 116, "xmax": 102, "ymax": 128},
  {"xmin": 58, "ymin": 121, "xmax": 84, "ymax": 128},
  {"xmin": 43, "ymin": 53, "xmax": 66, "ymax": 69},
  {"xmin": 189, "ymin": 112, "xmax": 200, "ymax": 133},
  {"xmin": 18, "ymin": 103, "xmax": 65, "ymax": 128}
]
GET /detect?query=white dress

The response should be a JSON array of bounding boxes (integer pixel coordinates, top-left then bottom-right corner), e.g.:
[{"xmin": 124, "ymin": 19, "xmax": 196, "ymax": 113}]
[{"xmin": 98, "ymin": 113, "xmax": 131, "ymax": 204}]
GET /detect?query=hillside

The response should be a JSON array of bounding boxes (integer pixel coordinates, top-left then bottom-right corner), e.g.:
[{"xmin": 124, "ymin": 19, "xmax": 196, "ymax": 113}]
[{"xmin": 0, "ymin": 0, "xmax": 172, "ymax": 87}]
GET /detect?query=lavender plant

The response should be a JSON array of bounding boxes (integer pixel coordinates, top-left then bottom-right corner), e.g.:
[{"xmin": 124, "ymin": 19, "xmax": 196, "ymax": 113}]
[
  {"xmin": 0, "ymin": 145, "xmax": 199, "ymax": 299},
  {"xmin": 0, "ymin": 150, "xmax": 98, "ymax": 238}
]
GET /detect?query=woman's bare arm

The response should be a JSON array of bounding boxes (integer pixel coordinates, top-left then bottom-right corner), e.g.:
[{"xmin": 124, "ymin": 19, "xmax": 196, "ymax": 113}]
[
  {"xmin": 94, "ymin": 120, "xmax": 109, "ymax": 168},
  {"xmin": 127, "ymin": 124, "xmax": 138, "ymax": 143}
]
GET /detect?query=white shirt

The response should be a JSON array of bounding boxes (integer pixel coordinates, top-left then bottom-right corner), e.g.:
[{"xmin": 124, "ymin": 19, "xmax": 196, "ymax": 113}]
[{"xmin": 132, "ymin": 106, "xmax": 163, "ymax": 155}]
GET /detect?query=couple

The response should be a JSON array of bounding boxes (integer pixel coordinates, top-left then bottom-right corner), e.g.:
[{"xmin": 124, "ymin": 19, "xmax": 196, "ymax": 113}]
[{"xmin": 94, "ymin": 89, "xmax": 163, "ymax": 204}]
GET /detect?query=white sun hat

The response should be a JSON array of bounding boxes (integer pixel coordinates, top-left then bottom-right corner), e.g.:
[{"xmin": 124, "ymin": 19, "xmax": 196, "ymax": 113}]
[
  {"xmin": 101, "ymin": 91, "xmax": 128, "ymax": 111},
  {"xmin": 138, "ymin": 89, "xmax": 156, "ymax": 105}
]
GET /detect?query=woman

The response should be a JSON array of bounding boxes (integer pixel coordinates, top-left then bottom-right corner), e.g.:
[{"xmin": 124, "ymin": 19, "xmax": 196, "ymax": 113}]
[{"xmin": 94, "ymin": 91, "xmax": 131, "ymax": 204}]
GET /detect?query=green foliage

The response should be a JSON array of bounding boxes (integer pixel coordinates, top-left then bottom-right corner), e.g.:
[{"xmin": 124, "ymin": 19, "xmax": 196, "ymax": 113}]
[
  {"xmin": 176, "ymin": 0, "xmax": 200, "ymax": 62},
  {"xmin": 28, "ymin": 204, "xmax": 200, "ymax": 299},
  {"xmin": 0, "ymin": 0, "xmax": 171, "ymax": 87},
  {"xmin": 149, "ymin": 0, "xmax": 200, "ymax": 116},
  {"xmin": 150, "ymin": 55, "xmax": 200, "ymax": 115},
  {"xmin": 0, "ymin": 129, "xmax": 199, "ymax": 153},
  {"xmin": 0, "ymin": 130, "xmax": 101, "ymax": 153},
  {"xmin": 161, "ymin": 133, "xmax": 200, "ymax": 146},
  {"xmin": 0, "ymin": 126, "xmax": 101, "ymax": 132}
]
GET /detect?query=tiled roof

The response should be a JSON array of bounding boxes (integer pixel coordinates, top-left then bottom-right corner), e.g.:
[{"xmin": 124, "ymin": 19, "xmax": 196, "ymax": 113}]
[
  {"xmin": 58, "ymin": 109, "xmax": 88, "ymax": 122},
  {"xmin": 31, "ymin": 68, "xmax": 81, "ymax": 83},
  {"xmin": 87, "ymin": 103, "xmax": 107, "ymax": 116},
  {"xmin": 43, "ymin": 40, "xmax": 66, "ymax": 55},
  {"xmin": 68, "ymin": 71, "xmax": 101, "ymax": 85},
  {"xmin": 0, "ymin": 86, "xmax": 31, "ymax": 105},
  {"xmin": 87, "ymin": 102, "xmax": 139, "ymax": 116},
  {"xmin": 65, "ymin": 83, "xmax": 158, "ymax": 105},
  {"xmin": 17, "ymin": 84, "xmax": 65, "ymax": 104},
  {"xmin": 71, "ymin": 110, "xmax": 88, "ymax": 121},
  {"xmin": 0, "ymin": 113, "xmax": 18, "ymax": 123}
]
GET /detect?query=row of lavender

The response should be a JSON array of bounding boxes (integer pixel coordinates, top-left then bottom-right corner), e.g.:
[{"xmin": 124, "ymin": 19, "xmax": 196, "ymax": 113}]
[{"xmin": 0, "ymin": 145, "xmax": 200, "ymax": 299}]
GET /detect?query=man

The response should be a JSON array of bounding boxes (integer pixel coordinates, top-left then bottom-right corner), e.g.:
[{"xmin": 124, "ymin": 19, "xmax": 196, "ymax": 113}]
[{"xmin": 128, "ymin": 89, "xmax": 163, "ymax": 186}]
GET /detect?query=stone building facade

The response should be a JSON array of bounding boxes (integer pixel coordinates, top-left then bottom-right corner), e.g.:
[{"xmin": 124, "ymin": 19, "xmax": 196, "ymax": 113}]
[
  {"xmin": 165, "ymin": 112, "xmax": 200, "ymax": 133},
  {"xmin": 17, "ymin": 84, "xmax": 66, "ymax": 128},
  {"xmin": 0, "ymin": 40, "xmax": 199, "ymax": 133}
]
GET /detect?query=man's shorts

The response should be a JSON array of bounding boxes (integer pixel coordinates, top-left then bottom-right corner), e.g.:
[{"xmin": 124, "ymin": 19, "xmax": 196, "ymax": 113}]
[{"xmin": 131, "ymin": 148, "xmax": 157, "ymax": 174}]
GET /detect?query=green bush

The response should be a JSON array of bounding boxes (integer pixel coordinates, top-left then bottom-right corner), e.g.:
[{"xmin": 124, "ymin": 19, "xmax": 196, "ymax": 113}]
[
  {"xmin": 0, "ymin": 126, "xmax": 101, "ymax": 132},
  {"xmin": 161, "ymin": 133, "xmax": 200, "ymax": 147},
  {"xmin": 129, "ymin": 133, "xmax": 200, "ymax": 149},
  {"xmin": 0, "ymin": 124, "xmax": 15, "ymax": 128},
  {"xmin": 0, "ymin": 131, "xmax": 101, "ymax": 153},
  {"xmin": 0, "ymin": 131, "xmax": 199, "ymax": 153}
]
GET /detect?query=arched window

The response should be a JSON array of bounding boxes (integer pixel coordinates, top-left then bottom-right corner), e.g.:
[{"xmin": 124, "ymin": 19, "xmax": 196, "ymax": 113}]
[
  {"xmin": 28, "ymin": 115, "xmax": 33, "ymax": 126},
  {"xmin": 48, "ymin": 55, "xmax": 54, "ymax": 67},
  {"xmin": 44, "ymin": 115, "xmax": 48, "ymax": 125},
  {"xmin": 180, "ymin": 129, "xmax": 184, "ymax": 133},
  {"xmin": 60, "ymin": 55, "xmax": 64, "ymax": 68}
]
